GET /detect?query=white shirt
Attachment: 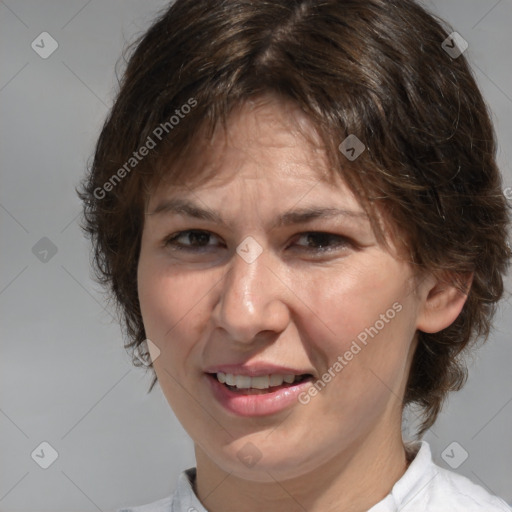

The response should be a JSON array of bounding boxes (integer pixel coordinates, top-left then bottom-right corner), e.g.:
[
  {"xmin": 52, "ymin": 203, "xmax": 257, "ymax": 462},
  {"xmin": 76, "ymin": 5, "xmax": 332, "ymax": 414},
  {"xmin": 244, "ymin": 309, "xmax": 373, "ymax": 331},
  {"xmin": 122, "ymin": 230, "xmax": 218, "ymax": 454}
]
[{"xmin": 117, "ymin": 441, "xmax": 511, "ymax": 512}]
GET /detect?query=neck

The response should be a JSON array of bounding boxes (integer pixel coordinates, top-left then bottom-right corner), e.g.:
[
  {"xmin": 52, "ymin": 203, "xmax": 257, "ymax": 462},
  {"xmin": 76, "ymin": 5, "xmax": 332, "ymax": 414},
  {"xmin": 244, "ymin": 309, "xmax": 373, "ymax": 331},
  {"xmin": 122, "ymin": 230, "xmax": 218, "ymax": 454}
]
[{"xmin": 194, "ymin": 423, "xmax": 409, "ymax": 512}]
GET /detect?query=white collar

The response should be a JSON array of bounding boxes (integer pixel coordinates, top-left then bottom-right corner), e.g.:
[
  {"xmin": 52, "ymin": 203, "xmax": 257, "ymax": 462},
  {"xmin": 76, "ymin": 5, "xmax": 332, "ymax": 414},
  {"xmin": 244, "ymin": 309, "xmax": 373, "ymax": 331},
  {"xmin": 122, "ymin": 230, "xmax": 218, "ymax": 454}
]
[{"xmin": 367, "ymin": 440, "xmax": 435, "ymax": 511}]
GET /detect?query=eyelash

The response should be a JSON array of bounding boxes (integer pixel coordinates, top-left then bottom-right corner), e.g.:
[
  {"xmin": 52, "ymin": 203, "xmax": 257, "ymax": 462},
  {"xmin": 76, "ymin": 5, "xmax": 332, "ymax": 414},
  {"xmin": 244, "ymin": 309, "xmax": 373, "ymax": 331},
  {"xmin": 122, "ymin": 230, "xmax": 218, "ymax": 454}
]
[{"xmin": 162, "ymin": 230, "xmax": 352, "ymax": 254}]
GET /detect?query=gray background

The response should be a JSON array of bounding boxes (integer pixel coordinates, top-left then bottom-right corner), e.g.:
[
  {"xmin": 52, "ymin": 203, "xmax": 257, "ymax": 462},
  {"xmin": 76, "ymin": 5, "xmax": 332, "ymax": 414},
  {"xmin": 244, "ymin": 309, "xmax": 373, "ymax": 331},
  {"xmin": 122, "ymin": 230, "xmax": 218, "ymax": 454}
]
[{"xmin": 0, "ymin": 1, "xmax": 511, "ymax": 511}]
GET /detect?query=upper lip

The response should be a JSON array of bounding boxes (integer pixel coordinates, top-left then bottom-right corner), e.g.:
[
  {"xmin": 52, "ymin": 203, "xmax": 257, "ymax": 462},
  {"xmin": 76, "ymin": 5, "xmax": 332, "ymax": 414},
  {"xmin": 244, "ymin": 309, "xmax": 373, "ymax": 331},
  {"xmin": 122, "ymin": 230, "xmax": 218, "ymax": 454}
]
[{"xmin": 204, "ymin": 363, "xmax": 315, "ymax": 377}]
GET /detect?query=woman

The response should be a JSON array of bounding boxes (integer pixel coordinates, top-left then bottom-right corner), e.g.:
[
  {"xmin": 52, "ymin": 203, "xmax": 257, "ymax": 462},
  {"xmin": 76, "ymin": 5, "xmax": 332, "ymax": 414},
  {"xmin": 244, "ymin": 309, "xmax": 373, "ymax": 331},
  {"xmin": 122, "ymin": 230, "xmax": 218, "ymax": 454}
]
[{"xmin": 78, "ymin": 0, "xmax": 511, "ymax": 510}]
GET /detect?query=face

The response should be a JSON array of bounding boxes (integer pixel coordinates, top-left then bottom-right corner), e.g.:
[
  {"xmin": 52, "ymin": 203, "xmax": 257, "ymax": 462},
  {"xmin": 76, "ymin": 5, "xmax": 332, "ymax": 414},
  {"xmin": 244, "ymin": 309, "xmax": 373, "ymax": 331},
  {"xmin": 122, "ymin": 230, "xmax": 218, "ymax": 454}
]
[{"xmin": 137, "ymin": 95, "xmax": 427, "ymax": 483}]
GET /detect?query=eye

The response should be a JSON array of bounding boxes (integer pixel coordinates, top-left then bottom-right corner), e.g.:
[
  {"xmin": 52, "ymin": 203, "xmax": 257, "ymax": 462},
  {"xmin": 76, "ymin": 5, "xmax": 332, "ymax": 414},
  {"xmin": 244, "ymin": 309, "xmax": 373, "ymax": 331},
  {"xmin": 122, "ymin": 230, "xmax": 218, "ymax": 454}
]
[
  {"xmin": 291, "ymin": 232, "xmax": 351, "ymax": 253},
  {"xmin": 163, "ymin": 230, "xmax": 222, "ymax": 251}
]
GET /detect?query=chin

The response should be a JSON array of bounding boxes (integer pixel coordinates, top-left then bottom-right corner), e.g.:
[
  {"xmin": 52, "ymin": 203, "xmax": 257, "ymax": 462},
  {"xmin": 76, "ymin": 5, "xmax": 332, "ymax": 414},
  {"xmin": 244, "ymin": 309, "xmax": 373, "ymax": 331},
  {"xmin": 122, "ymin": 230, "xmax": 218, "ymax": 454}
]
[{"xmin": 214, "ymin": 446, "xmax": 316, "ymax": 483}]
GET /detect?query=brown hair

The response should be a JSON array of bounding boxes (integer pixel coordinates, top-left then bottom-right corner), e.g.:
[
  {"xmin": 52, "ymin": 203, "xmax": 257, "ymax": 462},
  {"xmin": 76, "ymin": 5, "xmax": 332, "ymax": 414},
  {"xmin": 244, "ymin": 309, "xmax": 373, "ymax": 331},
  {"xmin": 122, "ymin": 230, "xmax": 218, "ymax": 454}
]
[{"xmin": 77, "ymin": 0, "xmax": 511, "ymax": 436}]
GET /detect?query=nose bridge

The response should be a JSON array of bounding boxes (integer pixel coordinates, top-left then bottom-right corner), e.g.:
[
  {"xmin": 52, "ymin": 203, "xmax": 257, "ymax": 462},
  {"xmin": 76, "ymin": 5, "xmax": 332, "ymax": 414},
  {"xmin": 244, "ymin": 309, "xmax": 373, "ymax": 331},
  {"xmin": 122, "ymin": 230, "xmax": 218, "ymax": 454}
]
[{"xmin": 214, "ymin": 245, "xmax": 289, "ymax": 343}]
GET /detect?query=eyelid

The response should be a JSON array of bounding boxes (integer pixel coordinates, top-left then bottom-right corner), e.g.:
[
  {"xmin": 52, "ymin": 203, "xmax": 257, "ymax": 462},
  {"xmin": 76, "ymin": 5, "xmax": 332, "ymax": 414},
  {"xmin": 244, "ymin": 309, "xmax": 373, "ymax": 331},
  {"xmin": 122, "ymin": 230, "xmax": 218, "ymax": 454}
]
[
  {"xmin": 163, "ymin": 230, "xmax": 223, "ymax": 248},
  {"xmin": 291, "ymin": 232, "xmax": 353, "ymax": 252}
]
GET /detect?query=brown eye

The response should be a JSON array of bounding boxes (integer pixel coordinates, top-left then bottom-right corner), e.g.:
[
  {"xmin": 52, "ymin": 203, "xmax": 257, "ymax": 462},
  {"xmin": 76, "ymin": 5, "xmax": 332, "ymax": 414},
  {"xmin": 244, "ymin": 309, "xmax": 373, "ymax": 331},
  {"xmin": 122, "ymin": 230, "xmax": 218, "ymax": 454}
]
[
  {"xmin": 293, "ymin": 232, "xmax": 351, "ymax": 253},
  {"xmin": 164, "ymin": 230, "xmax": 222, "ymax": 251}
]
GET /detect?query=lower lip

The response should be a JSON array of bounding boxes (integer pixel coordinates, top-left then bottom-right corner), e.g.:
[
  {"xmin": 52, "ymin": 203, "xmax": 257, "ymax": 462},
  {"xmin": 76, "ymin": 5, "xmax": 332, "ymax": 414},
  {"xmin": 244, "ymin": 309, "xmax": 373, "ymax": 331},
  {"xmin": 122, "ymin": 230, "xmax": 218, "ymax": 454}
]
[{"xmin": 205, "ymin": 373, "xmax": 313, "ymax": 416}]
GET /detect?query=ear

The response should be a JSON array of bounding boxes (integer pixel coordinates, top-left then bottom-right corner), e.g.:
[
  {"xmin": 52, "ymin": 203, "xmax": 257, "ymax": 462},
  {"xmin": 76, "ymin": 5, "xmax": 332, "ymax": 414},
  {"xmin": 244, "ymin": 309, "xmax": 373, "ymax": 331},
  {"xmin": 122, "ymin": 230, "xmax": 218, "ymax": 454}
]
[{"xmin": 416, "ymin": 272, "xmax": 474, "ymax": 334}]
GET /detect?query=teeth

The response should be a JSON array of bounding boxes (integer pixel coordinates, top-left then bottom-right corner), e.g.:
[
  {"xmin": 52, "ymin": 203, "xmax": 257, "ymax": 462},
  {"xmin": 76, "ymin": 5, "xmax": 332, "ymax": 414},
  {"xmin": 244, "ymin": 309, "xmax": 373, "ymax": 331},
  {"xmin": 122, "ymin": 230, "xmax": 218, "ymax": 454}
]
[
  {"xmin": 235, "ymin": 375, "xmax": 252, "ymax": 388},
  {"xmin": 215, "ymin": 372, "xmax": 305, "ymax": 389},
  {"xmin": 269, "ymin": 374, "xmax": 284, "ymax": 386},
  {"xmin": 250, "ymin": 375, "xmax": 269, "ymax": 389}
]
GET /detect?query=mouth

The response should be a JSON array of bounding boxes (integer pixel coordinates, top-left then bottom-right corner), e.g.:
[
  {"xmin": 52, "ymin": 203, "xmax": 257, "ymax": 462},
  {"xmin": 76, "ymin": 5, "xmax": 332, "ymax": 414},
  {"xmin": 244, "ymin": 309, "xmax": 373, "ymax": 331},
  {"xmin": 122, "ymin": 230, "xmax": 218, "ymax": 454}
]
[{"xmin": 207, "ymin": 372, "xmax": 314, "ymax": 395}]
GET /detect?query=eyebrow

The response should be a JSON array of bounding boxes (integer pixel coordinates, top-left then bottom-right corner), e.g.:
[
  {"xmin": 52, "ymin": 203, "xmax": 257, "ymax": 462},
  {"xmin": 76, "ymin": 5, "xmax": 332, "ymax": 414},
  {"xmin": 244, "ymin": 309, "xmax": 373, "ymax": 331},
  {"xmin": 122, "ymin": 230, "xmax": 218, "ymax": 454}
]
[{"xmin": 149, "ymin": 198, "xmax": 368, "ymax": 229}]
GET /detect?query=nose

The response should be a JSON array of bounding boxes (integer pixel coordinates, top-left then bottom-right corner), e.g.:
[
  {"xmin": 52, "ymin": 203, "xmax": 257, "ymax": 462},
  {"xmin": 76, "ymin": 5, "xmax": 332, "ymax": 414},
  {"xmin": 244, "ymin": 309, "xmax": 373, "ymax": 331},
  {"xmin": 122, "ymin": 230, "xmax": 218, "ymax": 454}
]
[{"xmin": 211, "ymin": 247, "xmax": 291, "ymax": 347}]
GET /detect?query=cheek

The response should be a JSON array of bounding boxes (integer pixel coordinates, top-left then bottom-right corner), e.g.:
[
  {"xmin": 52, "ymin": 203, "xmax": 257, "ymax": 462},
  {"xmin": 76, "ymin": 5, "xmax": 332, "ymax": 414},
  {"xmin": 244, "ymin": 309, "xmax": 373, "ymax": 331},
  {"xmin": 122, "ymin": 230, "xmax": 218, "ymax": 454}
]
[
  {"xmin": 137, "ymin": 258, "xmax": 210, "ymax": 351},
  {"xmin": 137, "ymin": 261, "xmax": 217, "ymax": 412},
  {"xmin": 297, "ymin": 259, "xmax": 417, "ymax": 415},
  {"xmin": 302, "ymin": 260, "xmax": 409, "ymax": 354}
]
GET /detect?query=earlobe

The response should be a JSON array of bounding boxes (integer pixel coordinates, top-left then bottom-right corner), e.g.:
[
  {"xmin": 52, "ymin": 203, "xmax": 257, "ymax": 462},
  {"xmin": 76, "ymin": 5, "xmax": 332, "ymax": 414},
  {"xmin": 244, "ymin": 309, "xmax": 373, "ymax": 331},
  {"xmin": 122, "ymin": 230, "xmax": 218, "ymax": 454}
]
[{"xmin": 416, "ymin": 272, "xmax": 473, "ymax": 334}]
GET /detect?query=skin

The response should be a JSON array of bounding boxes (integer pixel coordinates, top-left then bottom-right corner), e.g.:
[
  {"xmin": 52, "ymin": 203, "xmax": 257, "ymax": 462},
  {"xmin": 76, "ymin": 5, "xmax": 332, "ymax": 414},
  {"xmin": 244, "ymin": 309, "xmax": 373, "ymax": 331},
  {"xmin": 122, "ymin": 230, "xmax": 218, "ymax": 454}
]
[{"xmin": 137, "ymin": 94, "xmax": 470, "ymax": 512}]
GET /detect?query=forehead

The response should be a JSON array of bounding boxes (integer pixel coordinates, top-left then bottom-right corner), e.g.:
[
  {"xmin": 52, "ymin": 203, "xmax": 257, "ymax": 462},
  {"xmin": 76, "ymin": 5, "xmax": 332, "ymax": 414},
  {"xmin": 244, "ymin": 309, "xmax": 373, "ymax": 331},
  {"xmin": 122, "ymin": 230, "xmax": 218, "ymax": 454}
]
[{"xmin": 148, "ymin": 95, "xmax": 354, "ymax": 206}]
